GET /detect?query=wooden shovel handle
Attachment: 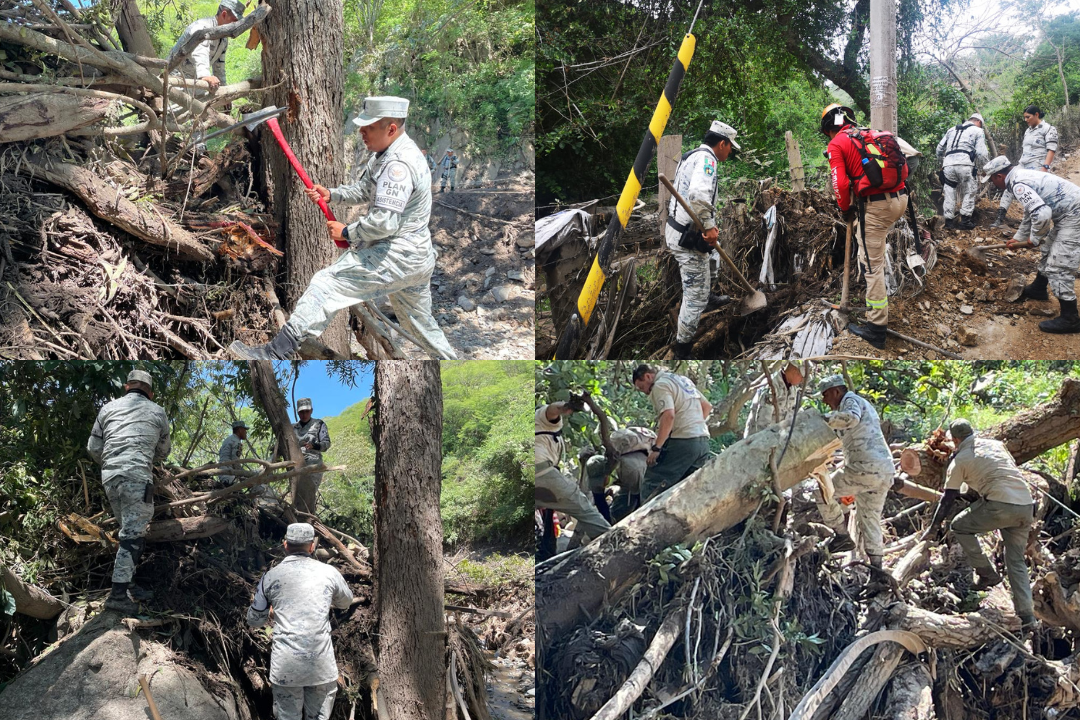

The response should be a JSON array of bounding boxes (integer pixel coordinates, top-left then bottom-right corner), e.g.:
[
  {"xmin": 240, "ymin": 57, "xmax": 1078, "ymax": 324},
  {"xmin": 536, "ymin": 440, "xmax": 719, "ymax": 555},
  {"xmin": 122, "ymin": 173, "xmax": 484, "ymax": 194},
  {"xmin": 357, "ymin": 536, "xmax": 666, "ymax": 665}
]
[
  {"xmin": 840, "ymin": 221, "xmax": 853, "ymax": 311},
  {"xmin": 977, "ymin": 241, "xmax": 1032, "ymax": 250},
  {"xmin": 658, "ymin": 173, "xmax": 756, "ymax": 294}
]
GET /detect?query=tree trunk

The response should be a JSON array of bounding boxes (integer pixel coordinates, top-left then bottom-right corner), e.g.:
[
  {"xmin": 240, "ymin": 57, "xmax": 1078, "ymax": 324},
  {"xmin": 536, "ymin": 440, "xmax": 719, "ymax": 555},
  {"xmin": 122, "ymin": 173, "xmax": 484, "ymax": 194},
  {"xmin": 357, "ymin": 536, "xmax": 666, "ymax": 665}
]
[
  {"xmin": 144, "ymin": 516, "xmax": 231, "ymax": 542},
  {"xmin": 832, "ymin": 644, "xmax": 905, "ymax": 720},
  {"xmin": 373, "ymin": 361, "xmax": 446, "ymax": 720},
  {"xmin": 901, "ymin": 378, "xmax": 1080, "ymax": 489},
  {"xmin": 260, "ymin": 0, "xmax": 350, "ymax": 354},
  {"xmin": 0, "ymin": 563, "xmax": 64, "ymax": 619},
  {"xmin": 247, "ymin": 361, "xmax": 309, "ymax": 510},
  {"xmin": 113, "ymin": 0, "xmax": 156, "ymax": 57},
  {"xmin": 0, "ymin": 94, "xmax": 110, "ymax": 142},
  {"xmin": 884, "ymin": 663, "xmax": 936, "ymax": 720},
  {"xmin": 537, "ymin": 411, "xmax": 839, "ymax": 644}
]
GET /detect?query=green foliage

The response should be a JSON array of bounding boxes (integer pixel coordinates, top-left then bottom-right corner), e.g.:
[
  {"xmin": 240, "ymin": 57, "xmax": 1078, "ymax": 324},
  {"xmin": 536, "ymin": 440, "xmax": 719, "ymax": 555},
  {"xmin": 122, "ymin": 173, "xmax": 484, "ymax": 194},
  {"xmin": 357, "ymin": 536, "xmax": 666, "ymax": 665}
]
[{"xmin": 449, "ymin": 552, "xmax": 532, "ymax": 586}]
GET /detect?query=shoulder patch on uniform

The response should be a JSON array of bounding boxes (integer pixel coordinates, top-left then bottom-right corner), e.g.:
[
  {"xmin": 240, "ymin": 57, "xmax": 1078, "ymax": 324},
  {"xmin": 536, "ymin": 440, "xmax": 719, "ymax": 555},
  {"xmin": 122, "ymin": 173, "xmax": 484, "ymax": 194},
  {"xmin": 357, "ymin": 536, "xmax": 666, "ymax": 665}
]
[
  {"xmin": 387, "ymin": 162, "xmax": 408, "ymax": 183},
  {"xmin": 704, "ymin": 157, "xmax": 716, "ymax": 176},
  {"xmin": 374, "ymin": 160, "xmax": 414, "ymax": 213}
]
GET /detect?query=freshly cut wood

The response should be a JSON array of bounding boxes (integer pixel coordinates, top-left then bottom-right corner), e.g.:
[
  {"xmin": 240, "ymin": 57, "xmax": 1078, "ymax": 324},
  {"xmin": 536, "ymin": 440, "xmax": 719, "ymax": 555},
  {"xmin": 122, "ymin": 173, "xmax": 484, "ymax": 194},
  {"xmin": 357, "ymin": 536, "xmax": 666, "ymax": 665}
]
[
  {"xmin": 20, "ymin": 158, "xmax": 214, "ymax": 262},
  {"xmin": 902, "ymin": 378, "xmax": 1080, "ymax": 489},
  {"xmin": 0, "ymin": 562, "xmax": 64, "ymax": 619},
  {"xmin": 144, "ymin": 515, "xmax": 231, "ymax": 542},
  {"xmin": 537, "ymin": 411, "xmax": 839, "ymax": 642},
  {"xmin": 896, "ymin": 479, "xmax": 941, "ymax": 502},
  {"xmin": 0, "ymin": 93, "xmax": 109, "ymax": 142},
  {"xmin": 884, "ymin": 663, "xmax": 936, "ymax": 720}
]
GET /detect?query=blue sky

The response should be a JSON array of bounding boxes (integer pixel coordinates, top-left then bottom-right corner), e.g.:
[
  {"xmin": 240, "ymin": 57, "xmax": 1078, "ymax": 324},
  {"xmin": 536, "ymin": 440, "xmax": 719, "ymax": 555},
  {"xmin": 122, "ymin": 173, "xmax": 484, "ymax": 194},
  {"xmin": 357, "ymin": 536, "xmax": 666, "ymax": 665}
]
[{"xmin": 285, "ymin": 362, "xmax": 373, "ymax": 421}]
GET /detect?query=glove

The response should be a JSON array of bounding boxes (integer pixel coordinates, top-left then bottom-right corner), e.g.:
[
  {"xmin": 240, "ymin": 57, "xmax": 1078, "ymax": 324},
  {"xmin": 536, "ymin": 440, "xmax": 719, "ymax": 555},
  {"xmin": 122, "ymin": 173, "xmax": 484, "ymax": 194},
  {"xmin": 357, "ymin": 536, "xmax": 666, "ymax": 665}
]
[
  {"xmin": 842, "ymin": 207, "xmax": 857, "ymax": 223},
  {"xmin": 565, "ymin": 393, "xmax": 586, "ymax": 412}
]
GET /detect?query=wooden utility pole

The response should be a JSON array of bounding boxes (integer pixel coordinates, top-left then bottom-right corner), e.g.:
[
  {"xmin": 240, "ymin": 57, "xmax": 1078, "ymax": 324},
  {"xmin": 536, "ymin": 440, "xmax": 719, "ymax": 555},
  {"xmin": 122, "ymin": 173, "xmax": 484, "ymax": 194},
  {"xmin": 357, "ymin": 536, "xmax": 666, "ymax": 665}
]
[
  {"xmin": 869, "ymin": 0, "xmax": 898, "ymax": 133},
  {"xmin": 657, "ymin": 134, "xmax": 682, "ymax": 233},
  {"xmin": 785, "ymin": 131, "xmax": 805, "ymax": 191}
]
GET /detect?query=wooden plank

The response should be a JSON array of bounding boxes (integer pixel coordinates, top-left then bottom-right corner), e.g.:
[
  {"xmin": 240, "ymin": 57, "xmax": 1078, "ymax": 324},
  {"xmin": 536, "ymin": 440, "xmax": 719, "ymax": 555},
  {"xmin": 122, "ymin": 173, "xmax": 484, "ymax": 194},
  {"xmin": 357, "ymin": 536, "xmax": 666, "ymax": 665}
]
[
  {"xmin": 785, "ymin": 131, "xmax": 805, "ymax": 191},
  {"xmin": 657, "ymin": 134, "xmax": 682, "ymax": 233}
]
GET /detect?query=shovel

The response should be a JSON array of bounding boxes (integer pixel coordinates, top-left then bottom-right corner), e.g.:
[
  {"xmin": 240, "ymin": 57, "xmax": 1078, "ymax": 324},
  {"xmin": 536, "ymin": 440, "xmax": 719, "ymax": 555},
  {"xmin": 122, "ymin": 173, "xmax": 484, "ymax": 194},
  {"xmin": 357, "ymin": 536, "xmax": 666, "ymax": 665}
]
[
  {"xmin": 838, "ymin": 220, "xmax": 853, "ymax": 316},
  {"xmin": 963, "ymin": 240, "xmax": 1032, "ymax": 266},
  {"xmin": 658, "ymin": 174, "xmax": 767, "ymax": 315}
]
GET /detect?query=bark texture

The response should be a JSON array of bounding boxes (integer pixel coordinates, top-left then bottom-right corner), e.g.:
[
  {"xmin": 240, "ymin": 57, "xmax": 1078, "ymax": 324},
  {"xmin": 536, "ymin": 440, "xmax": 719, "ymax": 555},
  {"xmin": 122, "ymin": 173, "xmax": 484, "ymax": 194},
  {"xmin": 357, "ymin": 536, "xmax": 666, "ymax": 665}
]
[
  {"xmin": 0, "ymin": 94, "xmax": 110, "ymax": 142},
  {"xmin": 261, "ymin": 0, "xmax": 349, "ymax": 354},
  {"xmin": 113, "ymin": 0, "xmax": 156, "ymax": 57},
  {"xmin": 902, "ymin": 378, "xmax": 1080, "ymax": 489},
  {"xmin": 0, "ymin": 562, "xmax": 64, "ymax": 619},
  {"xmin": 20, "ymin": 157, "xmax": 214, "ymax": 262},
  {"xmin": 144, "ymin": 515, "xmax": 231, "ymax": 542},
  {"xmin": 537, "ymin": 411, "xmax": 839, "ymax": 643},
  {"xmin": 832, "ymin": 644, "xmax": 905, "ymax": 720},
  {"xmin": 373, "ymin": 361, "xmax": 446, "ymax": 720},
  {"xmin": 884, "ymin": 663, "xmax": 936, "ymax": 720}
]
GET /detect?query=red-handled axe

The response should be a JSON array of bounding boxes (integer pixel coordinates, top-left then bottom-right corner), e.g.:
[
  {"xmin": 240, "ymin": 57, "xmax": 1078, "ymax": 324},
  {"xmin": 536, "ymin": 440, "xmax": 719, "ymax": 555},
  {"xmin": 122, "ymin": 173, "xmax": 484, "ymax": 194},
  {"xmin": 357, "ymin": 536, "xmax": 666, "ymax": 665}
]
[{"xmin": 195, "ymin": 105, "xmax": 347, "ymax": 248}]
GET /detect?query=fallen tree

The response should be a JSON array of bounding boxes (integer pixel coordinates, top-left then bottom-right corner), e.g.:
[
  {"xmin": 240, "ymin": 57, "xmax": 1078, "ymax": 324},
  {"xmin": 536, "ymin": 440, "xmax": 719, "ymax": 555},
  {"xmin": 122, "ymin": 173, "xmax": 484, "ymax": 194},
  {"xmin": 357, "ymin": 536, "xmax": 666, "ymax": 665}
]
[
  {"xmin": 0, "ymin": 562, "xmax": 64, "ymax": 619},
  {"xmin": 536, "ymin": 410, "xmax": 839, "ymax": 643}
]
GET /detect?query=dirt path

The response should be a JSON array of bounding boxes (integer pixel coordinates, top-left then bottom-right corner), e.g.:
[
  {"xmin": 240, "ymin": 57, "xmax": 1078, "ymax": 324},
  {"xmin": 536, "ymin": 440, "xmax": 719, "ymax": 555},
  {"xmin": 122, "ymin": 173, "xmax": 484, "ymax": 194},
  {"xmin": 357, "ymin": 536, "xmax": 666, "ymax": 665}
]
[
  {"xmin": 831, "ymin": 151, "xmax": 1080, "ymax": 359},
  {"xmin": 387, "ymin": 174, "xmax": 534, "ymax": 359}
]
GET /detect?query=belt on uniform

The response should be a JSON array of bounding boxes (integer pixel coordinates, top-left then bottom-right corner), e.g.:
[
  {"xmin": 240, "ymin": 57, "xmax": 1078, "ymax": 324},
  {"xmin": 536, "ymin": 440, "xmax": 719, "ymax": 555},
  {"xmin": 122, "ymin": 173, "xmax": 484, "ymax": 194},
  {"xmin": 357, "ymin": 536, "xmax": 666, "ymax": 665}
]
[
  {"xmin": 535, "ymin": 460, "xmax": 555, "ymax": 472},
  {"xmin": 666, "ymin": 216, "xmax": 691, "ymax": 234},
  {"xmin": 866, "ymin": 188, "xmax": 908, "ymax": 203}
]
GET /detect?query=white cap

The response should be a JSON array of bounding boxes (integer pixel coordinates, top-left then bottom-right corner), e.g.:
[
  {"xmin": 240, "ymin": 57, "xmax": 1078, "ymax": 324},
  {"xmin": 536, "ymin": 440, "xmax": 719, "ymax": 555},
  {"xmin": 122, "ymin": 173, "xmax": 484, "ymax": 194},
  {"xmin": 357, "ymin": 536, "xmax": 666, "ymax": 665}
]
[
  {"xmin": 352, "ymin": 96, "xmax": 410, "ymax": 127},
  {"xmin": 981, "ymin": 155, "xmax": 1011, "ymax": 183},
  {"xmin": 968, "ymin": 112, "xmax": 984, "ymax": 124},
  {"xmin": 709, "ymin": 120, "xmax": 741, "ymax": 150},
  {"xmin": 127, "ymin": 369, "xmax": 153, "ymax": 388},
  {"xmin": 285, "ymin": 523, "xmax": 315, "ymax": 543},
  {"xmin": 297, "ymin": 398, "xmax": 313, "ymax": 411}
]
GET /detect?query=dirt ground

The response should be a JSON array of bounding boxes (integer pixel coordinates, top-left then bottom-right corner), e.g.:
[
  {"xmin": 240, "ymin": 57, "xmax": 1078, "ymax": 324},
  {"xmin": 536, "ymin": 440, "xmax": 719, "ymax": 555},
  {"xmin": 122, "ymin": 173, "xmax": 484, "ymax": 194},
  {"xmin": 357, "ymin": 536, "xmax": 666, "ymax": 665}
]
[{"xmin": 833, "ymin": 151, "xmax": 1080, "ymax": 359}]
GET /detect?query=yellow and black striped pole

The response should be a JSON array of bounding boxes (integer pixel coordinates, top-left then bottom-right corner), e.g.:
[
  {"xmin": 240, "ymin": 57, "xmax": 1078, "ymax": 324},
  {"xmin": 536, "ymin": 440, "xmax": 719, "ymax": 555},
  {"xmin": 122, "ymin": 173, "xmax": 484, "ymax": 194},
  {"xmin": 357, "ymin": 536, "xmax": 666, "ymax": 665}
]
[{"xmin": 554, "ymin": 17, "xmax": 699, "ymax": 359}]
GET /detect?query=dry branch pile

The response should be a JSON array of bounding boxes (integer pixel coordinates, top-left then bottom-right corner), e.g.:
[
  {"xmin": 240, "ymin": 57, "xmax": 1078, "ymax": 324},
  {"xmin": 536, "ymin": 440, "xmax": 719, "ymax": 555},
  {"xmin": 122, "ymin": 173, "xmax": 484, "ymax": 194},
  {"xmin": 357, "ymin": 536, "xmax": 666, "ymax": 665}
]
[{"xmin": 537, "ymin": 380, "xmax": 1080, "ymax": 720}]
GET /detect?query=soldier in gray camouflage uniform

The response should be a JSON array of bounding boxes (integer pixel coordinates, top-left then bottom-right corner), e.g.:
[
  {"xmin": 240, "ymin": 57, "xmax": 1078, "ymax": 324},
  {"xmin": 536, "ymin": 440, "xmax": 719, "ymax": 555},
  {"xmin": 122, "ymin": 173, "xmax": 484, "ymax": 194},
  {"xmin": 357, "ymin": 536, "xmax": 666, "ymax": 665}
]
[
  {"xmin": 247, "ymin": 523, "xmax": 353, "ymax": 720},
  {"xmin": 936, "ymin": 113, "xmax": 989, "ymax": 230},
  {"xmin": 218, "ymin": 420, "xmax": 253, "ymax": 486},
  {"xmin": 87, "ymin": 369, "xmax": 172, "ymax": 615},
  {"xmin": 438, "ymin": 149, "xmax": 458, "ymax": 192},
  {"xmin": 230, "ymin": 96, "xmax": 457, "ymax": 360},
  {"xmin": 984, "ymin": 155, "xmax": 1080, "ymax": 333},
  {"xmin": 815, "ymin": 375, "xmax": 894, "ymax": 570},
  {"xmin": 664, "ymin": 121, "xmax": 739, "ymax": 359},
  {"xmin": 744, "ymin": 362, "xmax": 804, "ymax": 436},
  {"xmin": 293, "ymin": 399, "xmax": 331, "ymax": 495},
  {"xmin": 992, "ymin": 105, "xmax": 1058, "ymax": 228}
]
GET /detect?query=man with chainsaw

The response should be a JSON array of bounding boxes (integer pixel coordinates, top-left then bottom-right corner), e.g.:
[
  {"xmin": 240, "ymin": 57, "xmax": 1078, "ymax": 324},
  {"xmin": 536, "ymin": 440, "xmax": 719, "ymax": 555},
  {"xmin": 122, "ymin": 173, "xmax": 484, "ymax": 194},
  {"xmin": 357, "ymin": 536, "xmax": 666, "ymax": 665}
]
[
  {"xmin": 935, "ymin": 112, "xmax": 990, "ymax": 230},
  {"xmin": 815, "ymin": 375, "xmax": 893, "ymax": 576},
  {"xmin": 920, "ymin": 419, "xmax": 1037, "ymax": 632},
  {"xmin": 87, "ymin": 369, "xmax": 172, "ymax": 615},
  {"xmin": 663, "ymin": 121, "xmax": 739, "ymax": 359},
  {"xmin": 983, "ymin": 155, "xmax": 1080, "ymax": 333},
  {"xmin": 632, "ymin": 365, "xmax": 713, "ymax": 501},
  {"xmin": 820, "ymin": 104, "xmax": 909, "ymax": 350},
  {"xmin": 168, "ymin": 0, "xmax": 244, "ymax": 93},
  {"xmin": 744, "ymin": 361, "xmax": 805, "ymax": 436},
  {"xmin": 535, "ymin": 396, "xmax": 612, "ymax": 547},
  {"xmin": 992, "ymin": 105, "xmax": 1059, "ymax": 229},
  {"xmin": 230, "ymin": 96, "xmax": 457, "ymax": 360}
]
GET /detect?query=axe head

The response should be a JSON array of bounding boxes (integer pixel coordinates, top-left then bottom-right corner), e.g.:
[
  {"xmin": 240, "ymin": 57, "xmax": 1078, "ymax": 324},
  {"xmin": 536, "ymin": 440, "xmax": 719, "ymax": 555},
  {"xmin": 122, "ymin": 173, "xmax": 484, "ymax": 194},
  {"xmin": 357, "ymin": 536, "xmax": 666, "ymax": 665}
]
[{"xmin": 242, "ymin": 105, "xmax": 284, "ymax": 132}]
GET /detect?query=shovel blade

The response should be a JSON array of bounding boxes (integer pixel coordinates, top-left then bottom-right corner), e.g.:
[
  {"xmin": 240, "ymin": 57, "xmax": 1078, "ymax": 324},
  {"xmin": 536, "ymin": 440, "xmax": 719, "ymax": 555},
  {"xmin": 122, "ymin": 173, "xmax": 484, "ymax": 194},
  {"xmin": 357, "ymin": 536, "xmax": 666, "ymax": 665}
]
[{"xmin": 738, "ymin": 291, "xmax": 768, "ymax": 316}]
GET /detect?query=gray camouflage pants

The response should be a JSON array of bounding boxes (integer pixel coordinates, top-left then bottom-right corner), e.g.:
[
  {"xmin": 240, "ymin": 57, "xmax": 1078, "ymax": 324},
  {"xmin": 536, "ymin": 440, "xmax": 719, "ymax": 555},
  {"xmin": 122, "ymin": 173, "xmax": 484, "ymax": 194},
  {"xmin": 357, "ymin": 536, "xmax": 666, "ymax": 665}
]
[
  {"xmin": 814, "ymin": 468, "xmax": 891, "ymax": 557},
  {"xmin": 942, "ymin": 165, "xmax": 976, "ymax": 219},
  {"xmin": 105, "ymin": 478, "xmax": 154, "ymax": 584},
  {"xmin": 1034, "ymin": 215, "xmax": 1080, "ymax": 302},
  {"xmin": 672, "ymin": 245, "xmax": 711, "ymax": 343},
  {"xmin": 272, "ymin": 680, "xmax": 337, "ymax": 720},
  {"xmin": 441, "ymin": 167, "xmax": 457, "ymax": 190}
]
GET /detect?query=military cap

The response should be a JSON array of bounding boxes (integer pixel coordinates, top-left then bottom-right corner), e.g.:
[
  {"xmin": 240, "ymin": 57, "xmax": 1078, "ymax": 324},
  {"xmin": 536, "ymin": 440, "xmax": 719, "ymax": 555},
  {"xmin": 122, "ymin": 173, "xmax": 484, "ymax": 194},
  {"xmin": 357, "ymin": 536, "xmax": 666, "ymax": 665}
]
[
  {"xmin": 709, "ymin": 120, "xmax": 741, "ymax": 150},
  {"xmin": 948, "ymin": 418, "xmax": 975, "ymax": 440},
  {"xmin": 218, "ymin": 0, "xmax": 245, "ymax": 19},
  {"xmin": 232, "ymin": 420, "xmax": 248, "ymax": 429},
  {"xmin": 981, "ymin": 156, "xmax": 1012, "ymax": 182},
  {"xmin": 352, "ymin": 96, "xmax": 410, "ymax": 127},
  {"xmin": 968, "ymin": 112, "xmax": 984, "ymax": 124},
  {"xmin": 127, "ymin": 369, "xmax": 153, "ymax": 388},
  {"xmin": 285, "ymin": 523, "xmax": 315, "ymax": 543},
  {"xmin": 296, "ymin": 398, "xmax": 313, "ymax": 411},
  {"xmin": 818, "ymin": 374, "xmax": 847, "ymax": 395},
  {"xmin": 586, "ymin": 455, "xmax": 610, "ymax": 479}
]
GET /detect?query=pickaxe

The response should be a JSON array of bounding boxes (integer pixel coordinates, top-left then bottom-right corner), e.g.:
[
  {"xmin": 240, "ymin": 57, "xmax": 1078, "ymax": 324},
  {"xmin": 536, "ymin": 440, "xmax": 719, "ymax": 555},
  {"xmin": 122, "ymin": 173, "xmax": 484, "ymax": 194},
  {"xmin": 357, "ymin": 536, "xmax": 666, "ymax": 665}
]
[{"xmin": 192, "ymin": 105, "xmax": 346, "ymax": 248}]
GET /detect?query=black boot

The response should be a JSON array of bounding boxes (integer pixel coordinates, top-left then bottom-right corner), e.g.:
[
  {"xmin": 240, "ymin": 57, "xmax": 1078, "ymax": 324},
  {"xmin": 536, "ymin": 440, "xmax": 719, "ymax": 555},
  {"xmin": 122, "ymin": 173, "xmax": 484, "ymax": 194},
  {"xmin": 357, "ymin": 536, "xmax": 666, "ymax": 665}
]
[
  {"xmin": 230, "ymin": 326, "xmax": 300, "ymax": 360},
  {"xmin": 959, "ymin": 215, "xmax": 976, "ymax": 230},
  {"xmin": 830, "ymin": 532, "xmax": 856, "ymax": 553},
  {"xmin": 104, "ymin": 583, "xmax": 139, "ymax": 614},
  {"xmin": 127, "ymin": 582, "xmax": 154, "ymax": 601},
  {"xmin": 944, "ymin": 217, "xmax": 957, "ymax": 230},
  {"xmin": 990, "ymin": 208, "xmax": 1008, "ymax": 228},
  {"xmin": 1020, "ymin": 273, "xmax": 1050, "ymax": 301},
  {"xmin": 1039, "ymin": 298, "xmax": 1080, "ymax": 334},
  {"xmin": 706, "ymin": 293, "xmax": 732, "ymax": 310},
  {"xmin": 847, "ymin": 321, "xmax": 887, "ymax": 349},
  {"xmin": 673, "ymin": 340, "xmax": 694, "ymax": 360}
]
